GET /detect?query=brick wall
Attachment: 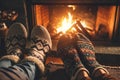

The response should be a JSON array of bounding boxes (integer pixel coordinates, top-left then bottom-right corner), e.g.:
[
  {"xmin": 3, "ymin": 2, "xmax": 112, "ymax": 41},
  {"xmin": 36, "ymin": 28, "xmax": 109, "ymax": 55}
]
[
  {"xmin": 35, "ymin": 5, "xmax": 49, "ymax": 27},
  {"xmin": 96, "ymin": 6, "xmax": 116, "ymax": 39}
]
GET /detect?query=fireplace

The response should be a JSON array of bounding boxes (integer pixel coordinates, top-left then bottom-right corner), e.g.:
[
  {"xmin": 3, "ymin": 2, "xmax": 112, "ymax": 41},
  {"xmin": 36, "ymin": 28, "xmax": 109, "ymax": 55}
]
[
  {"xmin": 27, "ymin": 1, "xmax": 120, "ymax": 42},
  {"xmin": 26, "ymin": 1, "xmax": 120, "ymax": 51}
]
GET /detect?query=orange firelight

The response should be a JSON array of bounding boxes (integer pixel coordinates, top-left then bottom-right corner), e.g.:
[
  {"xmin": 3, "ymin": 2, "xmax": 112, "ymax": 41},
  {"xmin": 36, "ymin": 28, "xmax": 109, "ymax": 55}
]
[
  {"xmin": 57, "ymin": 12, "xmax": 75, "ymax": 34},
  {"xmin": 57, "ymin": 12, "xmax": 89, "ymax": 34}
]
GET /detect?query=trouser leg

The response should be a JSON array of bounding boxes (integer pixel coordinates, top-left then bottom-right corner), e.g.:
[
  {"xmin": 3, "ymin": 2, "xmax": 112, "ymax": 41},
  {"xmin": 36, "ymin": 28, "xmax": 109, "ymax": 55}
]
[
  {"xmin": 0, "ymin": 59, "xmax": 14, "ymax": 68},
  {"xmin": 0, "ymin": 61, "xmax": 40, "ymax": 80}
]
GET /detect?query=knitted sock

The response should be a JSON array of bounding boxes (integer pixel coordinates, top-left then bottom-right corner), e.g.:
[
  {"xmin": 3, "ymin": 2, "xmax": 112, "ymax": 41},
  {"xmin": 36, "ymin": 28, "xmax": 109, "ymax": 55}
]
[
  {"xmin": 57, "ymin": 34, "xmax": 90, "ymax": 80},
  {"xmin": 75, "ymin": 33, "xmax": 102, "ymax": 73}
]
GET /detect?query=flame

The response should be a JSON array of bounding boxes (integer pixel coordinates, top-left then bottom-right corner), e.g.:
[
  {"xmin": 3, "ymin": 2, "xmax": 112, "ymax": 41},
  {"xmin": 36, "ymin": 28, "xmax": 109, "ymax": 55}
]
[
  {"xmin": 80, "ymin": 20, "xmax": 87, "ymax": 28},
  {"xmin": 57, "ymin": 12, "xmax": 89, "ymax": 34},
  {"xmin": 57, "ymin": 12, "xmax": 74, "ymax": 33},
  {"xmin": 68, "ymin": 5, "xmax": 76, "ymax": 10},
  {"xmin": 80, "ymin": 20, "xmax": 93, "ymax": 31}
]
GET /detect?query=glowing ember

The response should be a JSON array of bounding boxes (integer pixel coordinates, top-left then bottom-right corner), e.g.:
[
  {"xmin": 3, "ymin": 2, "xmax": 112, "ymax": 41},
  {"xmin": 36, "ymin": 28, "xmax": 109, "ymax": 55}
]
[
  {"xmin": 67, "ymin": 5, "xmax": 76, "ymax": 10},
  {"xmin": 80, "ymin": 20, "xmax": 87, "ymax": 28},
  {"xmin": 57, "ymin": 12, "xmax": 74, "ymax": 33},
  {"xmin": 80, "ymin": 20, "xmax": 93, "ymax": 31}
]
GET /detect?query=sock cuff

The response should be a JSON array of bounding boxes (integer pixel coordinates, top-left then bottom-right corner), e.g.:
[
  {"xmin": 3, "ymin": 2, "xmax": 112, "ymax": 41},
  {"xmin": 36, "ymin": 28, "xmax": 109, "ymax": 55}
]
[
  {"xmin": 92, "ymin": 67, "xmax": 110, "ymax": 76},
  {"xmin": 71, "ymin": 68, "xmax": 89, "ymax": 80},
  {"xmin": 0, "ymin": 55, "xmax": 20, "ymax": 63}
]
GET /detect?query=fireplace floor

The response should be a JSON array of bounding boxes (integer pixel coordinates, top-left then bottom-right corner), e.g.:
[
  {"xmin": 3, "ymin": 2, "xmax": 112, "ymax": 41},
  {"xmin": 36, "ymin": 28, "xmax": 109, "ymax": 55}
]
[
  {"xmin": 44, "ymin": 63, "xmax": 120, "ymax": 80},
  {"xmin": 52, "ymin": 40, "xmax": 120, "ymax": 55}
]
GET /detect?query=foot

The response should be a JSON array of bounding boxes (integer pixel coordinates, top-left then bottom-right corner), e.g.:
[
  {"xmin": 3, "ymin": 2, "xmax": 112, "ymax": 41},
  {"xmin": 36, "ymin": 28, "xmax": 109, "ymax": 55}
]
[
  {"xmin": 57, "ymin": 33, "xmax": 91, "ymax": 80},
  {"xmin": 93, "ymin": 68, "xmax": 117, "ymax": 80},
  {"xmin": 75, "ymin": 33, "xmax": 103, "ymax": 72},
  {"xmin": 74, "ymin": 33, "xmax": 116, "ymax": 80},
  {"xmin": 76, "ymin": 70, "xmax": 91, "ymax": 80},
  {"xmin": 1, "ymin": 23, "xmax": 27, "ymax": 63},
  {"xmin": 94, "ymin": 74, "xmax": 116, "ymax": 80},
  {"xmin": 23, "ymin": 25, "xmax": 52, "ymax": 74}
]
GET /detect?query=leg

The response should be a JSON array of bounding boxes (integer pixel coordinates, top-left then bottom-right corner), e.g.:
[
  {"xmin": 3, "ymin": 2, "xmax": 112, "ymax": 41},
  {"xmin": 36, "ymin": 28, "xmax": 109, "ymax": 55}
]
[
  {"xmin": 0, "ymin": 61, "xmax": 36, "ymax": 80},
  {"xmin": 20, "ymin": 25, "xmax": 52, "ymax": 80},
  {"xmin": 75, "ymin": 33, "xmax": 101, "ymax": 72},
  {"xmin": 0, "ymin": 22, "xmax": 31, "ymax": 80},
  {"xmin": 75, "ymin": 33, "xmax": 116, "ymax": 80},
  {"xmin": 57, "ymin": 33, "xmax": 91, "ymax": 80},
  {"xmin": 0, "ymin": 59, "xmax": 14, "ymax": 68},
  {"xmin": 0, "ymin": 23, "xmax": 27, "ymax": 67}
]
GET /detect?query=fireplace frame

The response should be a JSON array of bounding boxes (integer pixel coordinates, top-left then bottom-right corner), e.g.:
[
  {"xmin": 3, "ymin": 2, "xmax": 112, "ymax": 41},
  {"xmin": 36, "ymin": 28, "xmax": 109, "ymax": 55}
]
[{"xmin": 31, "ymin": 0, "xmax": 119, "ymax": 5}]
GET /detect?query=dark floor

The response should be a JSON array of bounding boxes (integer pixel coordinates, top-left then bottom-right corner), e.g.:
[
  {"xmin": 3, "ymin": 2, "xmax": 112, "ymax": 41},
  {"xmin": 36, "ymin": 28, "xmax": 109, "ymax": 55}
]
[
  {"xmin": 44, "ymin": 51, "xmax": 120, "ymax": 80},
  {"xmin": 105, "ymin": 66, "xmax": 120, "ymax": 80},
  {"xmin": 44, "ymin": 63, "xmax": 120, "ymax": 80}
]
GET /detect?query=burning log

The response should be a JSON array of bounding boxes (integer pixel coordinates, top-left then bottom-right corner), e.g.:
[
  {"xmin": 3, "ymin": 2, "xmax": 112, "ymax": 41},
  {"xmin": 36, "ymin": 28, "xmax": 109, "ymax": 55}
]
[
  {"xmin": 76, "ymin": 20, "xmax": 91, "ymax": 39},
  {"xmin": 52, "ymin": 20, "xmax": 91, "ymax": 39},
  {"xmin": 51, "ymin": 32, "xmax": 63, "ymax": 39}
]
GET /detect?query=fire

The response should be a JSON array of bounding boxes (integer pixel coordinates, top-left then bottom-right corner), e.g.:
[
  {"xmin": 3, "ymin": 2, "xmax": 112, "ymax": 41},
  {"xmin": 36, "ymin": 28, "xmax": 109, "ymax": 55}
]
[
  {"xmin": 67, "ymin": 5, "xmax": 76, "ymax": 10},
  {"xmin": 57, "ymin": 12, "xmax": 74, "ymax": 33},
  {"xmin": 80, "ymin": 20, "xmax": 93, "ymax": 31},
  {"xmin": 80, "ymin": 20, "xmax": 87, "ymax": 28},
  {"xmin": 57, "ymin": 12, "xmax": 89, "ymax": 34}
]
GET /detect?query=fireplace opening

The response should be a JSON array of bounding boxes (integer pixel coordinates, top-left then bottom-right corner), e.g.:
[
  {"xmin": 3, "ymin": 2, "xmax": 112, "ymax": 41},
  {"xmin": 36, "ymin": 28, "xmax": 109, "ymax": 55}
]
[
  {"xmin": 26, "ymin": 1, "xmax": 120, "ymax": 66},
  {"xmin": 29, "ymin": 4, "xmax": 120, "ymax": 49}
]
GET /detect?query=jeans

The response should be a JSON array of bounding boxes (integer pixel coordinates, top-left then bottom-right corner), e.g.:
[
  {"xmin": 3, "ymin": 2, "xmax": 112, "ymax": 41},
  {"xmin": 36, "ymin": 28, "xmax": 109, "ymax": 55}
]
[{"xmin": 0, "ymin": 59, "xmax": 40, "ymax": 80}]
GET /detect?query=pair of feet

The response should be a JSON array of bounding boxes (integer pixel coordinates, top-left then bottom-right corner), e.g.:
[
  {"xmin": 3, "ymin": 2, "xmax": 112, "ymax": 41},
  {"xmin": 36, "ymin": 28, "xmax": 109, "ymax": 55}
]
[
  {"xmin": 57, "ymin": 33, "xmax": 116, "ymax": 80},
  {"xmin": 1, "ymin": 22, "xmax": 52, "ymax": 73}
]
